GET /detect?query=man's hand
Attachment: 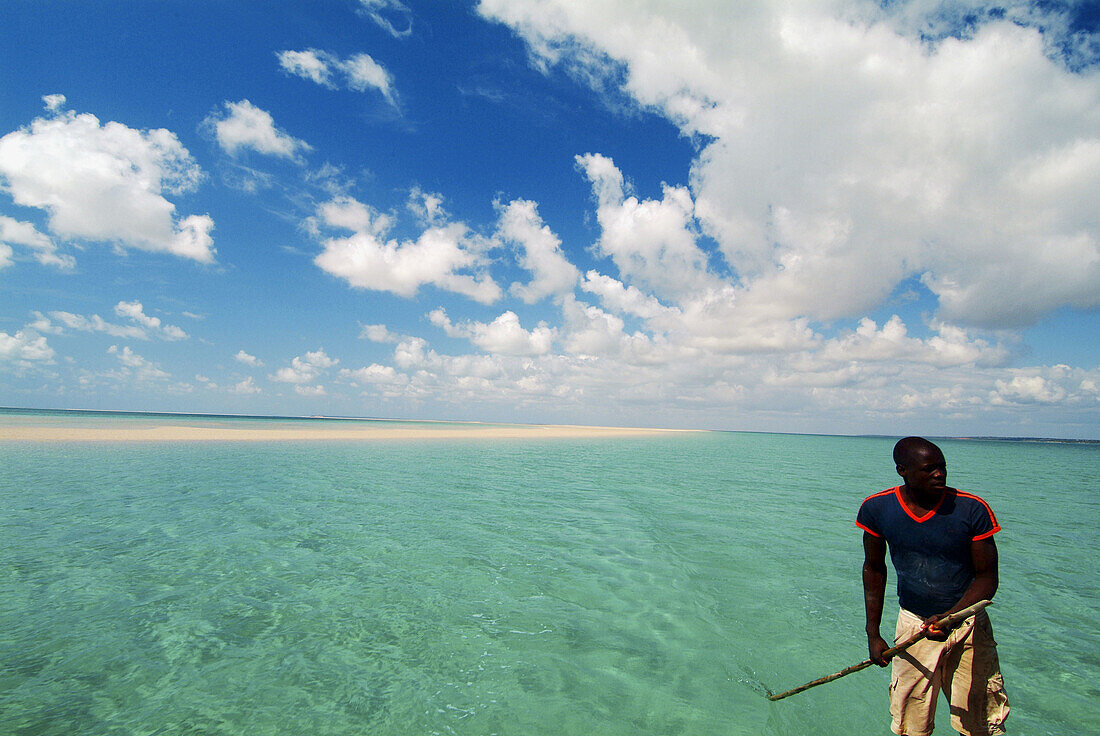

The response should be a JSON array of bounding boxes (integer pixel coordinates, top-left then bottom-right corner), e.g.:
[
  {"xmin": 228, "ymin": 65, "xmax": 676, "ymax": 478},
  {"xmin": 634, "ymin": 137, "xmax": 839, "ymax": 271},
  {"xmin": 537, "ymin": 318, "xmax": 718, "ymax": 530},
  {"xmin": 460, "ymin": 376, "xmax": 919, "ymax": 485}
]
[
  {"xmin": 920, "ymin": 614, "xmax": 951, "ymax": 641},
  {"xmin": 867, "ymin": 632, "xmax": 891, "ymax": 666}
]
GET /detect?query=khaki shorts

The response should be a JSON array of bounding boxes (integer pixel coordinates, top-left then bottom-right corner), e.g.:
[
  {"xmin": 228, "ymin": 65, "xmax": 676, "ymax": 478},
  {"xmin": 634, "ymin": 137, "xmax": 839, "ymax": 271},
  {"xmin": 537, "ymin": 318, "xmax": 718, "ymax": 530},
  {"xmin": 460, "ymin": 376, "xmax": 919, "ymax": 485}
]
[{"xmin": 889, "ymin": 607, "xmax": 1010, "ymax": 736}]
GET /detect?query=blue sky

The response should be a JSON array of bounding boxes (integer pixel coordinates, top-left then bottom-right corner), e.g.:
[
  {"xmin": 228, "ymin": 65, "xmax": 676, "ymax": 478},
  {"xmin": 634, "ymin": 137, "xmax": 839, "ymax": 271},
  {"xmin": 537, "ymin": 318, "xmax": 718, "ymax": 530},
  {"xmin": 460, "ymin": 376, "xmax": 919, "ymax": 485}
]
[{"xmin": 1, "ymin": 0, "xmax": 1097, "ymax": 437}]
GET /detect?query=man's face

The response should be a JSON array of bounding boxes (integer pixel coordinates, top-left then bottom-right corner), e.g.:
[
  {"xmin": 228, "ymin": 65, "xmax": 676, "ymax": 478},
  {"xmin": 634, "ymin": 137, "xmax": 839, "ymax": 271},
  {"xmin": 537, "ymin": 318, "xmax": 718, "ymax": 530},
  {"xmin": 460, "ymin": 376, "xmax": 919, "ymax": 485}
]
[{"xmin": 897, "ymin": 446, "xmax": 948, "ymax": 495}]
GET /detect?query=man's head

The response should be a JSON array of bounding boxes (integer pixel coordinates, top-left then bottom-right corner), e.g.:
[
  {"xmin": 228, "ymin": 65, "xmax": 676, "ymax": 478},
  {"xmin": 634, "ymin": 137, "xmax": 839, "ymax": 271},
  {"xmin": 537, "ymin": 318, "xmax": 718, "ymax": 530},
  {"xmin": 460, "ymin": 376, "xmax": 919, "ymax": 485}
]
[{"xmin": 893, "ymin": 436, "xmax": 948, "ymax": 495}]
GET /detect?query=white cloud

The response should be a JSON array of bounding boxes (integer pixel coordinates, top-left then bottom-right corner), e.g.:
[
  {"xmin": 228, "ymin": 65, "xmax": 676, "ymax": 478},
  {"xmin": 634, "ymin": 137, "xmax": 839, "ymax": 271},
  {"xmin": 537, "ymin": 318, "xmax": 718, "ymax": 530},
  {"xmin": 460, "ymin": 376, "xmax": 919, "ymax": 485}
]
[
  {"xmin": 278, "ymin": 49, "xmax": 397, "ymax": 103},
  {"xmin": 0, "ymin": 329, "xmax": 55, "ymax": 366},
  {"xmin": 46, "ymin": 302, "xmax": 187, "ymax": 341},
  {"xmin": 312, "ymin": 195, "xmax": 501, "ymax": 304},
  {"xmin": 277, "ymin": 49, "xmax": 334, "ymax": 87},
  {"xmin": 230, "ymin": 377, "xmax": 261, "ymax": 395},
  {"xmin": 295, "ymin": 384, "xmax": 327, "ymax": 397},
  {"xmin": 393, "ymin": 336, "xmax": 439, "ymax": 370},
  {"xmin": 430, "ymin": 308, "xmax": 557, "ymax": 356},
  {"xmin": 581, "ymin": 270, "xmax": 673, "ymax": 320},
  {"xmin": 0, "ymin": 215, "xmax": 73, "ymax": 269},
  {"xmin": 993, "ymin": 375, "xmax": 1064, "ymax": 404},
  {"xmin": 0, "ymin": 104, "xmax": 214, "ymax": 262},
  {"xmin": 343, "ymin": 53, "xmax": 396, "ymax": 102},
  {"xmin": 407, "ymin": 187, "xmax": 447, "ymax": 225},
  {"xmin": 314, "ymin": 196, "xmax": 392, "ymax": 235},
  {"xmin": 0, "ymin": 243, "xmax": 10, "ymax": 269},
  {"xmin": 42, "ymin": 93, "xmax": 66, "ymax": 112},
  {"xmin": 271, "ymin": 349, "xmax": 338, "ymax": 384},
  {"xmin": 27, "ymin": 312, "xmax": 62, "ymax": 334},
  {"xmin": 480, "ymin": 1, "xmax": 1100, "ymax": 329},
  {"xmin": 341, "ymin": 363, "xmax": 408, "ymax": 386},
  {"xmin": 50, "ymin": 311, "xmax": 147, "ymax": 340},
  {"xmin": 814, "ymin": 316, "xmax": 1007, "ymax": 368},
  {"xmin": 235, "ymin": 350, "xmax": 263, "ymax": 366},
  {"xmin": 108, "ymin": 345, "xmax": 169, "ymax": 381},
  {"xmin": 113, "ymin": 301, "xmax": 188, "ymax": 340},
  {"xmin": 577, "ymin": 153, "xmax": 723, "ymax": 301},
  {"xmin": 497, "ymin": 198, "xmax": 579, "ymax": 303},
  {"xmin": 359, "ymin": 324, "xmax": 401, "ymax": 343},
  {"xmin": 208, "ymin": 100, "xmax": 310, "ymax": 159},
  {"xmin": 356, "ymin": 0, "xmax": 413, "ymax": 38}
]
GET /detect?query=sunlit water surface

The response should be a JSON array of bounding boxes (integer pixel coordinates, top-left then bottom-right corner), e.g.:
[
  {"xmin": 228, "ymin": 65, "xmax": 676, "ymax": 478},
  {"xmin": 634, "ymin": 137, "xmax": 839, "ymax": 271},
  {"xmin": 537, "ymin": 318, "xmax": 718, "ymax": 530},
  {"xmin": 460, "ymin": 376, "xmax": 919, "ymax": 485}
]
[{"xmin": 2, "ymin": 413, "xmax": 1096, "ymax": 735}]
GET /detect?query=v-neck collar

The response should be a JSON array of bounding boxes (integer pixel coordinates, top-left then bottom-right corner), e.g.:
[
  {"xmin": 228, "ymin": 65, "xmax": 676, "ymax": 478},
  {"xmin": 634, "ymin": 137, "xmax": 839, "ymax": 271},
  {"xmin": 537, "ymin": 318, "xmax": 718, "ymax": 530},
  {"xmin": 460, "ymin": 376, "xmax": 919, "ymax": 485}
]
[{"xmin": 893, "ymin": 485, "xmax": 946, "ymax": 523}]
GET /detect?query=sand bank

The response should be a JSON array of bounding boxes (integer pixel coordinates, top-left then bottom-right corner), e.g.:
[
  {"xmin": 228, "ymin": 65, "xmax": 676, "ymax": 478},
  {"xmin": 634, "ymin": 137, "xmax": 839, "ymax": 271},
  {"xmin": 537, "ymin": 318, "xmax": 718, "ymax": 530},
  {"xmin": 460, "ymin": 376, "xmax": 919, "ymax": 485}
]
[{"xmin": 0, "ymin": 423, "xmax": 693, "ymax": 442}]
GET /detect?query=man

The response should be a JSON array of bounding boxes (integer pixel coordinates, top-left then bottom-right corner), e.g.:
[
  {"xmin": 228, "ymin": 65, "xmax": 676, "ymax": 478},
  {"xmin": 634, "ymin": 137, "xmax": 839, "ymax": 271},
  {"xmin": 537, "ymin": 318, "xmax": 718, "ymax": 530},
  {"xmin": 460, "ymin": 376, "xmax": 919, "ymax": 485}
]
[{"xmin": 857, "ymin": 437, "xmax": 1010, "ymax": 736}]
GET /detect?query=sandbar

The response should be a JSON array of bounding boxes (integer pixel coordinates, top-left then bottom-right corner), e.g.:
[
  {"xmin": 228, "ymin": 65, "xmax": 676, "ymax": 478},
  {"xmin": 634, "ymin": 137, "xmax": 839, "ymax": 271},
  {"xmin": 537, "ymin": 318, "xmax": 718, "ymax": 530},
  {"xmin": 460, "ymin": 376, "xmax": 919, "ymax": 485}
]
[{"xmin": 0, "ymin": 422, "xmax": 693, "ymax": 442}]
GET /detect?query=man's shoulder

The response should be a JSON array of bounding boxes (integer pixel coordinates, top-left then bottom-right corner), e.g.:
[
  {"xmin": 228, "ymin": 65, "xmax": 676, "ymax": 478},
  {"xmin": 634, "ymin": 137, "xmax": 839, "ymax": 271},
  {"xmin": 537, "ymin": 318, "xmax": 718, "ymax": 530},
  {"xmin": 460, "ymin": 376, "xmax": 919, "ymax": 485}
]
[
  {"xmin": 952, "ymin": 489, "xmax": 1001, "ymax": 536},
  {"xmin": 859, "ymin": 487, "xmax": 899, "ymax": 508},
  {"xmin": 954, "ymin": 489, "xmax": 994, "ymax": 507},
  {"xmin": 856, "ymin": 487, "xmax": 901, "ymax": 537}
]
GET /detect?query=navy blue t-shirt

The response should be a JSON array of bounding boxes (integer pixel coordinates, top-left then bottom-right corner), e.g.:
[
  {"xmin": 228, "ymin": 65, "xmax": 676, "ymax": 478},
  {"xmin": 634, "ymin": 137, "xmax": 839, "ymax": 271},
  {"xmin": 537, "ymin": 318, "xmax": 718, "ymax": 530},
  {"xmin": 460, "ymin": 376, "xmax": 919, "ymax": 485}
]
[{"xmin": 857, "ymin": 487, "xmax": 1000, "ymax": 618}]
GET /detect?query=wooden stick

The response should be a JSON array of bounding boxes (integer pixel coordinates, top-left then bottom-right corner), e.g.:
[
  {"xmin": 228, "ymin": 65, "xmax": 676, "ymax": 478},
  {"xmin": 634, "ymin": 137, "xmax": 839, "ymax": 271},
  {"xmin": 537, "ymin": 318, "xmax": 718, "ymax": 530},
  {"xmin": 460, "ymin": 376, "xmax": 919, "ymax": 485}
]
[{"xmin": 766, "ymin": 600, "xmax": 992, "ymax": 701}]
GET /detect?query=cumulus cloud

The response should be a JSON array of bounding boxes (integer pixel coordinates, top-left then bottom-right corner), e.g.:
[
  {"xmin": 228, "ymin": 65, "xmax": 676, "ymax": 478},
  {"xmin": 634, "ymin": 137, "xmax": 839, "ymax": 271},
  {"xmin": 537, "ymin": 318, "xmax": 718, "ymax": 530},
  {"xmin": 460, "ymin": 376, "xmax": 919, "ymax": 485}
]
[
  {"xmin": 46, "ymin": 302, "xmax": 187, "ymax": 341},
  {"xmin": 0, "ymin": 102, "xmax": 214, "ymax": 262},
  {"xmin": 235, "ymin": 350, "xmax": 263, "ymax": 366},
  {"xmin": 277, "ymin": 50, "xmax": 334, "ymax": 87},
  {"xmin": 480, "ymin": 0, "xmax": 1100, "ymax": 329},
  {"xmin": 360, "ymin": 324, "xmax": 402, "ymax": 343},
  {"xmin": 50, "ymin": 311, "xmax": 145, "ymax": 340},
  {"xmin": 42, "ymin": 93, "xmax": 66, "ymax": 112},
  {"xmin": 230, "ymin": 376, "xmax": 261, "ymax": 395},
  {"xmin": 496, "ymin": 198, "xmax": 579, "ymax": 302},
  {"xmin": 814, "ymin": 316, "xmax": 1007, "ymax": 368},
  {"xmin": 270, "ymin": 349, "xmax": 338, "ymax": 384},
  {"xmin": 581, "ymin": 270, "xmax": 674, "ymax": 320},
  {"xmin": 407, "ymin": 187, "xmax": 447, "ymax": 225},
  {"xmin": 341, "ymin": 363, "xmax": 408, "ymax": 386},
  {"xmin": 992, "ymin": 374, "xmax": 1067, "ymax": 405},
  {"xmin": 429, "ymin": 308, "xmax": 557, "ymax": 356},
  {"xmin": 108, "ymin": 345, "xmax": 169, "ymax": 381},
  {"xmin": 0, "ymin": 215, "xmax": 73, "ymax": 269},
  {"xmin": 0, "ymin": 329, "xmax": 55, "ymax": 366},
  {"xmin": 577, "ymin": 153, "xmax": 727, "ymax": 302},
  {"xmin": 207, "ymin": 100, "xmax": 311, "ymax": 159},
  {"xmin": 278, "ymin": 49, "xmax": 396, "ymax": 103},
  {"xmin": 113, "ymin": 301, "xmax": 188, "ymax": 340},
  {"xmin": 312, "ymin": 195, "xmax": 501, "ymax": 303}
]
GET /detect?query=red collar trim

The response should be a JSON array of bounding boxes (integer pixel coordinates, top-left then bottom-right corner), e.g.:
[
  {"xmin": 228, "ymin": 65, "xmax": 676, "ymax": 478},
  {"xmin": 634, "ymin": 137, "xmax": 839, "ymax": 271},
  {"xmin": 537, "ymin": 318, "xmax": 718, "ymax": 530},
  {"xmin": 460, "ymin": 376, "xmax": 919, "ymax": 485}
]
[{"xmin": 894, "ymin": 485, "xmax": 946, "ymax": 523}]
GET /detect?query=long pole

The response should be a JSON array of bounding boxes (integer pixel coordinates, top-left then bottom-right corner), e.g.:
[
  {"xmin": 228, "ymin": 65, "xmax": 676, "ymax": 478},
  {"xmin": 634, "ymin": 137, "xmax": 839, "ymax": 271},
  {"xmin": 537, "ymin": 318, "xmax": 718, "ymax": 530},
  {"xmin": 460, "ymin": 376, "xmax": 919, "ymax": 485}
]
[{"xmin": 766, "ymin": 599, "xmax": 992, "ymax": 701}]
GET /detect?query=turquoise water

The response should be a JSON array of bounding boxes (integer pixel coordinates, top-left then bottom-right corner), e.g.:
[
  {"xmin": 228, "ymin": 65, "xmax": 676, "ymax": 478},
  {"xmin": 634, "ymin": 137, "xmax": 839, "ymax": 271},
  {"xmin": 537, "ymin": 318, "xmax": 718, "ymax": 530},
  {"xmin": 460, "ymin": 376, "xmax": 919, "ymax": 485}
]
[{"xmin": 1, "ymin": 414, "xmax": 1097, "ymax": 734}]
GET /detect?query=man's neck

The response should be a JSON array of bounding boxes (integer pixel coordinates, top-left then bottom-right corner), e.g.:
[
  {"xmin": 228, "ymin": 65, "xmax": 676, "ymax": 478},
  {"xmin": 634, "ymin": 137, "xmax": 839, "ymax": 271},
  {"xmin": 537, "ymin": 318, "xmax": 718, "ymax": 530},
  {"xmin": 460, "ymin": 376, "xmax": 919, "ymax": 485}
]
[{"xmin": 900, "ymin": 484, "xmax": 946, "ymax": 515}]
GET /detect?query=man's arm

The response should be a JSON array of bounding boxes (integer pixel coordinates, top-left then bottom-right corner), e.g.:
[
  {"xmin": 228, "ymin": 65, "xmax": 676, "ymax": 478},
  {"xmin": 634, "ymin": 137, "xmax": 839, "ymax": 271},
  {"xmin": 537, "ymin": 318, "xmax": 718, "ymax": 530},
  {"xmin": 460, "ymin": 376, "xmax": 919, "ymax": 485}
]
[
  {"xmin": 862, "ymin": 531, "xmax": 891, "ymax": 666},
  {"xmin": 922, "ymin": 537, "xmax": 998, "ymax": 637}
]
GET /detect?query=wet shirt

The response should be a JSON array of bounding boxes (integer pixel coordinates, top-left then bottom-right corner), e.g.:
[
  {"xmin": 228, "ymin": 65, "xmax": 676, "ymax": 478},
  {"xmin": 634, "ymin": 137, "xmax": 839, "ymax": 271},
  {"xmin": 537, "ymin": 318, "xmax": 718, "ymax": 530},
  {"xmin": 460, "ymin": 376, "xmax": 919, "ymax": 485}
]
[{"xmin": 857, "ymin": 487, "xmax": 1000, "ymax": 618}]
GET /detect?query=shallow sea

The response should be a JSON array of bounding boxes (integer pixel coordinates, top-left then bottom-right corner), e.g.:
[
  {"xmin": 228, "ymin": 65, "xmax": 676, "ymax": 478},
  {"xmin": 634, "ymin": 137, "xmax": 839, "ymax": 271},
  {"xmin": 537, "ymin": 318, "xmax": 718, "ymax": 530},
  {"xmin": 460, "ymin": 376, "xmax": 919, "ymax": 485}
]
[{"xmin": 1, "ymin": 411, "xmax": 1097, "ymax": 735}]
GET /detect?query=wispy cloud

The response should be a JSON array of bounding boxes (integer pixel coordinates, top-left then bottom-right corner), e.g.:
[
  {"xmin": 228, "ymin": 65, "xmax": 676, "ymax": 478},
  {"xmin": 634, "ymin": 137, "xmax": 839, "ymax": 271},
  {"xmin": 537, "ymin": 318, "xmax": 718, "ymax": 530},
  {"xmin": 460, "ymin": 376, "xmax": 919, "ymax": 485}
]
[{"xmin": 278, "ymin": 49, "xmax": 396, "ymax": 104}]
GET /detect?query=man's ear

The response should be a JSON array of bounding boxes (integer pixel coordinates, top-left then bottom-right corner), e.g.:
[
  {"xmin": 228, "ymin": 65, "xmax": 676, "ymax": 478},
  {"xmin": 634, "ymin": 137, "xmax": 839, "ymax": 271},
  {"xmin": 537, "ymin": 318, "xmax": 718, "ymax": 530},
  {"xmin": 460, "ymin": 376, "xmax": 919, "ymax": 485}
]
[{"xmin": 896, "ymin": 464, "xmax": 906, "ymax": 478}]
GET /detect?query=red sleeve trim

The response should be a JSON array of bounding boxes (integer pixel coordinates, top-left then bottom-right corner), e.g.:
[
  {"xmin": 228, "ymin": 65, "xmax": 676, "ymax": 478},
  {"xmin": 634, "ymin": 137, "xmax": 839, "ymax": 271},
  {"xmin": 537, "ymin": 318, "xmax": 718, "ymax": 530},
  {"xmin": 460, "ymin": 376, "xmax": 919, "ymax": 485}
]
[
  {"xmin": 856, "ymin": 488, "xmax": 894, "ymax": 537},
  {"xmin": 856, "ymin": 521, "xmax": 882, "ymax": 537},
  {"xmin": 860, "ymin": 487, "xmax": 897, "ymax": 504},
  {"xmin": 956, "ymin": 490, "xmax": 1002, "ymax": 539}
]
